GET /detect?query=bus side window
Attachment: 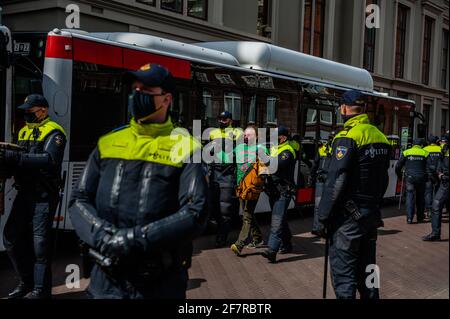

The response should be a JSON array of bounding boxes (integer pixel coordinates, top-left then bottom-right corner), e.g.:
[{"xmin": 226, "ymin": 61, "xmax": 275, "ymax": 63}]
[
  {"xmin": 266, "ymin": 96, "xmax": 277, "ymax": 126},
  {"xmin": 224, "ymin": 91, "xmax": 242, "ymax": 127}
]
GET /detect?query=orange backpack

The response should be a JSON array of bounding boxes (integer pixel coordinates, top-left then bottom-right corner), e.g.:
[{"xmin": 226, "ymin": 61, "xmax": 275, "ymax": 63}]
[{"xmin": 236, "ymin": 161, "xmax": 266, "ymax": 201}]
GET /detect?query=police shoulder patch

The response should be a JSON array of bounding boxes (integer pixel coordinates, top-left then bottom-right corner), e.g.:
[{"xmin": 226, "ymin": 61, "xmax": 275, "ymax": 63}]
[
  {"xmin": 54, "ymin": 135, "xmax": 64, "ymax": 146},
  {"xmin": 336, "ymin": 146, "xmax": 348, "ymax": 160}
]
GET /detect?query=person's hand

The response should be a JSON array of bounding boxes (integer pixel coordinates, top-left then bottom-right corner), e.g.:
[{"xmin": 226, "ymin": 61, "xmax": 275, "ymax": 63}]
[{"xmin": 99, "ymin": 227, "xmax": 138, "ymax": 258}]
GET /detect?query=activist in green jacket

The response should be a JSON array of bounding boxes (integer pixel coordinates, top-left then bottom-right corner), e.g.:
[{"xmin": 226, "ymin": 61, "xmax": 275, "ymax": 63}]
[{"xmin": 231, "ymin": 126, "xmax": 268, "ymax": 255}]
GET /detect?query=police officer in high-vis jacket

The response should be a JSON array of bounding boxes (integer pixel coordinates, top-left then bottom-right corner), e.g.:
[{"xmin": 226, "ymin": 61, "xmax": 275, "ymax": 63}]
[
  {"xmin": 69, "ymin": 64, "xmax": 208, "ymax": 299},
  {"xmin": 208, "ymin": 111, "xmax": 241, "ymax": 247},
  {"xmin": 423, "ymin": 135, "xmax": 443, "ymax": 216},
  {"xmin": 0, "ymin": 94, "xmax": 66, "ymax": 299},
  {"xmin": 395, "ymin": 138, "xmax": 430, "ymax": 224},
  {"xmin": 310, "ymin": 132, "xmax": 335, "ymax": 236},
  {"xmin": 317, "ymin": 90, "xmax": 391, "ymax": 299},
  {"xmin": 423, "ymin": 144, "xmax": 449, "ymax": 241},
  {"xmin": 262, "ymin": 126, "xmax": 296, "ymax": 263}
]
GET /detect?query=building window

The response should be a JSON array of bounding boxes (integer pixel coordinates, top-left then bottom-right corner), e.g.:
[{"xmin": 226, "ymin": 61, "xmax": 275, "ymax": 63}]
[
  {"xmin": 303, "ymin": 0, "xmax": 326, "ymax": 57},
  {"xmin": 395, "ymin": 4, "xmax": 408, "ymax": 78},
  {"xmin": 422, "ymin": 16, "xmax": 434, "ymax": 85},
  {"xmin": 257, "ymin": 0, "xmax": 272, "ymax": 38},
  {"xmin": 441, "ymin": 30, "xmax": 449, "ymax": 89},
  {"xmin": 423, "ymin": 103, "xmax": 431, "ymax": 135},
  {"xmin": 136, "ymin": 0, "xmax": 156, "ymax": 6},
  {"xmin": 187, "ymin": 0, "xmax": 207, "ymax": 20},
  {"xmin": 224, "ymin": 92, "xmax": 242, "ymax": 121},
  {"xmin": 266, "ymin": 96, "xmax": 277, "ymax": 124},
  {"xmin": 363, "ymin": 0, "xmax": 377, "ymax": 72},
  {"xmin": 442, "ymin": 108, "xmax": 448, "ymax": 134},
  {"xmin": 161, "ymin": 0, "xmax": 183, "ymax": 14}
]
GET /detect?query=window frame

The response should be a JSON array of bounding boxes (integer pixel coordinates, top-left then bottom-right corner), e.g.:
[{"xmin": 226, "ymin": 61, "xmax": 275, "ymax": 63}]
[
  {"xmin": 441, "ymin": 29, "xmax": 448, "ymax": 89},
  {"xmin": 422, "ymin": 16, "xmax": 434, "ymax": 85},
  {"xmin": 161, "ymin": 0, "xmax": 184, "ymax": 14},
  {"xmin": 395, "ymin": 3, "xmax": 408, "ymax": 79},
  {"xmin": 187, "ymin": 0, "xmax": 208, "ymax": 20},
  {"xmin": 136, "ymin": 0, "xmax": 156, "ymax": 7},
  {"xmin": 363, "ymin": 0, "xmax": 377, "ymax": 73}
]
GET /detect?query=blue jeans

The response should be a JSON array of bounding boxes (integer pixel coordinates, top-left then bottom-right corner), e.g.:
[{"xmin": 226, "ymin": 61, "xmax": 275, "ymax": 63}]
[
  {"xmin": 405, "ymin": 177, "xmax": 426, "ymax": 221},
  {"xmin": 425, "ymin": 179, "xmax": 438, "ymax": 211},
  {"xmin": 3, "ymin": 192, "xmax": 57, "ymax": 292},
  {"xmin": 267, "ymin": 194, "xmax": 292, "ymax": 253},
  {"xmin": 430, "ymin": 181, "xmax": 449, "ymax": 236},
  {"xmin": 312, "ymin": 181, "xmax": 324, "ymax": 232}
]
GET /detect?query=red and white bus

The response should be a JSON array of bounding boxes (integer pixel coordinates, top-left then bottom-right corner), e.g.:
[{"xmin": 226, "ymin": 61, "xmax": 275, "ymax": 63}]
[{"xmin": 1, "ymin": 28, "xmax": 419, "ymax": 249}]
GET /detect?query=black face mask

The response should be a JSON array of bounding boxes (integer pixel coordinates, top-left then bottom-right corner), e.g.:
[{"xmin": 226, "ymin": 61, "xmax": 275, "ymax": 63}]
[
  {"xmin": 24, "ymin": 112, "xmax": 39, "ymax": 123},
  {"xmin": 128, "ymin": 91, "xmax": 157, "ymax": 120},
  {"xmin": 219, "ymin": 121, "xmax": 229, "ymax": 129}
]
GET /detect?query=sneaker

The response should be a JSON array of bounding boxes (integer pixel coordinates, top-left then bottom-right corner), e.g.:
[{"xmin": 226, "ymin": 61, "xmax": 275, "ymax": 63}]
[
  {"xmin": 230, "ymin": 244, "xmax": 242, "ymax": 256},
  {"xmin": 246, "ymin": 240, "xmax": 265, "ymax": 249},
  {"xmin": 6, "ymin": 282, "xmax": 33, "ymax": 299},
  {"xmin": 262, "ymin": 249, "xmax": 277, "ymax": 263},
  {"xmin": 407, "ymin": 219, "xmax": 413, "ymax": 224},
  {"xmin": 422, "ymin": 233, "xmax": 441, "ymax": 242},
  {"xmin": 24, "ymin": 288, "xmax": 51, "ymax": 299}
]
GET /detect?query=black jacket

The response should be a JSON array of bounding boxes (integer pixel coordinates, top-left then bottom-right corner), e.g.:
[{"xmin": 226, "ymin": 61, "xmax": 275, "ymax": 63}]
[
  {"xmin": 68, "ymin": 120, "xmax": 208, "ymax": 297},
  {"xmin": 395, "ymin": 145, "xmax": 430, "ymax": 181},
  {"xmin": 318, "ymin": 114, "xmax": 391, "ymax": 226},
  {"xmin": 14, "ymin": 118, "xmax": 66, "ymax": 199}
]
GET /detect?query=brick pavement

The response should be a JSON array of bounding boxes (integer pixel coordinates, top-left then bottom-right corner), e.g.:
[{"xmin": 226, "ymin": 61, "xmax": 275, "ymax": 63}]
[{"xmin": 0, "ymin": 205, "xmax": 447, "ymax": 299}]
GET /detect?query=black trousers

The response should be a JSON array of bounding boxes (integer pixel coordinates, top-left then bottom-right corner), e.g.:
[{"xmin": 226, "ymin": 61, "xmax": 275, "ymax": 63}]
[
  {"xmin": 209, "ymin": 167, "xmax": 236, "ymax": 244},
  {"xmin": 329, "ymin": 213, "xmax": 380, "ymax": 299},
  {"xmin": 3, "ymin": 192, "xmax": 58, "ymax": 292},
  {"xmin": 88, "ymin": 265, "xmax": 189, "ymax": 299}
]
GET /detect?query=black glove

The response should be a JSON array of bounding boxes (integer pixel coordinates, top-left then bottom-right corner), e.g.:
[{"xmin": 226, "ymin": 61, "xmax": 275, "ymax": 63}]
[
  {"xmin": 99, "ymin": 227, "xmax": 140, "ymax": 259},
  {"xmin": 0, "ymin": 148, "xmax": 21, "ymax": 166}
]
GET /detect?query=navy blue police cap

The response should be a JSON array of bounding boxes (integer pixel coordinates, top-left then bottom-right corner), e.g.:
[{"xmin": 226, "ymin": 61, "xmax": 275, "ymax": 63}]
[
  {"xmin": 413, "ymin": 138, "xmax": 425, "ymax": 146},
  {"xmin": 427, "ymin": 134, "xmax": 439, "ymax": 144},
  {"xmin": 218, "ymin": 111, "xmax": 232, "ymax": 120},
  {"xmin": 278, "ymin": 125, "xmax": 290, "ymax": 137},
  {"xmin": 18, "ymin": 94, "xmax": 49, "ymax": 110},
  {"xmin": 123, "ymin": 63, "xmax": 176, "ymax": 94},
  {"xmin": 340, "ymin": 90, "xmax": 366, "ymax": 106}
]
